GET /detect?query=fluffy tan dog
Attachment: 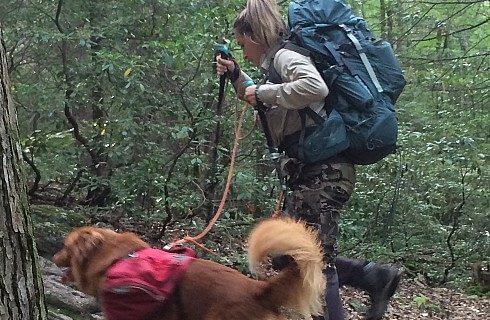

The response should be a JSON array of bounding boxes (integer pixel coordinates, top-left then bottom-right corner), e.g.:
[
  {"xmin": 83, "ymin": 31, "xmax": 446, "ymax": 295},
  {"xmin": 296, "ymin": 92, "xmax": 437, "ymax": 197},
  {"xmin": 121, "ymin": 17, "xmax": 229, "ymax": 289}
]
[{"xmin": 53, "ymin": 218, "xmax": 326, "ymax": 320}]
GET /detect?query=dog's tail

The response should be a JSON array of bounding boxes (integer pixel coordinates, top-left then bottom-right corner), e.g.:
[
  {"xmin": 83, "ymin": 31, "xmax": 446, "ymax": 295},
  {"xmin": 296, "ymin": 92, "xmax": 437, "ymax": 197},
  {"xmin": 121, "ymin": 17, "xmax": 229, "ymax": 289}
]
[{"xmin": 247, "ymin": 217, "xmax": 326, "ymax": 316}]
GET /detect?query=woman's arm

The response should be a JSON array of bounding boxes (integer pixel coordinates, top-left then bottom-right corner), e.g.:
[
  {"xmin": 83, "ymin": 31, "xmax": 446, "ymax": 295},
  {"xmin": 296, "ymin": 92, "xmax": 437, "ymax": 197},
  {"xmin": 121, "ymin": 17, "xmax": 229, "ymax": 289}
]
[{"xmin": 256, "ymin": 49, "xmax": 329, "ymax": 109}]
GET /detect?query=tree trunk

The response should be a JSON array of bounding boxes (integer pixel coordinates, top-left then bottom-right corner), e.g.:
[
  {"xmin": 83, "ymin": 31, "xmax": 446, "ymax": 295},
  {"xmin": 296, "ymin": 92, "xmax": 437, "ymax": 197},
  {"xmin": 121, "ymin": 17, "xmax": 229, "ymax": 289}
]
[
  {"xmin": 379, "ymin": 0, "xmax": 387, "ymax": 39},
  {"xmin": 393, "ymin": 0, "xmax": 404, "ymax": 50},
  {"xmin": 386, "ymin": 1, "xmax": 394, "ymax": 43},
  {"xmin": 84, "ymin": 0, "xmax": 112, "ymax": 206},
  {"xmin": 0, "ymin": 31, "xmax": 47, "ymax": 320}
]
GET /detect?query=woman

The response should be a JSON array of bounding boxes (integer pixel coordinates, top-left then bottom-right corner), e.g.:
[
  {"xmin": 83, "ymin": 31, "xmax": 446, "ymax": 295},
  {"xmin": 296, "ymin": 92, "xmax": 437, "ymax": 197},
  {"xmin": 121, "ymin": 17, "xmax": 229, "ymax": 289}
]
[{"xmin": 216, "ymin": 1, "xmax": 401, "ymax": 319}]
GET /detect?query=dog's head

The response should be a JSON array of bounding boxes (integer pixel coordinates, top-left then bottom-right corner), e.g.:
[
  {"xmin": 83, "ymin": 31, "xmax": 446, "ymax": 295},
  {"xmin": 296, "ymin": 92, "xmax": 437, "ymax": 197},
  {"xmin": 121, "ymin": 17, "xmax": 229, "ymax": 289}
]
[
  {"xmin": 53, "ymin": 226, "xmax": 149, "ymax": 296},
  {"xmin": 53, "ymin": 227, "xmax": 111, "ymax": 284}
]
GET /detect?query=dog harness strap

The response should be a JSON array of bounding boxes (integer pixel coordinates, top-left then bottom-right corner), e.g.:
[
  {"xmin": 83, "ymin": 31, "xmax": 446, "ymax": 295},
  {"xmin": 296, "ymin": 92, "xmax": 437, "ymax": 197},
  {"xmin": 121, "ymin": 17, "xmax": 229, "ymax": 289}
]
[{"xmin": 102, "ymin": 247, "xmax": 195, "ymax": 320}]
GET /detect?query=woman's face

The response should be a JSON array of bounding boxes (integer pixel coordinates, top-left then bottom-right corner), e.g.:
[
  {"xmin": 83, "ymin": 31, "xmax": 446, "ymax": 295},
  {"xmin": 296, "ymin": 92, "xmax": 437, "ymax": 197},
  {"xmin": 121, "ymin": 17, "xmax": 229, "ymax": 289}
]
[{"xmin": 234, "ymin": 31, "xmax": 266, "ymax": 67}]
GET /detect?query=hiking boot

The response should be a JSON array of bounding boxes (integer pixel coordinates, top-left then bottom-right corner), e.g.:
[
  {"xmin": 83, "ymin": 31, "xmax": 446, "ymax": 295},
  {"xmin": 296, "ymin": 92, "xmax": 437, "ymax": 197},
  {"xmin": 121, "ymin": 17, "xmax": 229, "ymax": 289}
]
[{"xmin": 363, "ymin": 263, "xmax": 403, "ymax": 320}]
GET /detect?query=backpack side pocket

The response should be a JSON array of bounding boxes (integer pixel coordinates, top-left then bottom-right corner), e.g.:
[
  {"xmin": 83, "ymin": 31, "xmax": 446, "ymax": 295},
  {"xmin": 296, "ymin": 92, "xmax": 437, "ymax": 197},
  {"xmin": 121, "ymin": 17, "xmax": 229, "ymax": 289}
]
[{"xmin": 302, "ymin": 109, "xmax": 350, "ymax": 163}]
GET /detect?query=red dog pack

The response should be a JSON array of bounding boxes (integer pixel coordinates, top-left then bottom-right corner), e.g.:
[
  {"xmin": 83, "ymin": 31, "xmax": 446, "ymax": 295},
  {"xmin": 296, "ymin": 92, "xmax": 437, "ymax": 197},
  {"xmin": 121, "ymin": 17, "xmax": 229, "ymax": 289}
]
[{"xmin": 101, "ymin": 246, "xmax": 196, "ymax": 320}]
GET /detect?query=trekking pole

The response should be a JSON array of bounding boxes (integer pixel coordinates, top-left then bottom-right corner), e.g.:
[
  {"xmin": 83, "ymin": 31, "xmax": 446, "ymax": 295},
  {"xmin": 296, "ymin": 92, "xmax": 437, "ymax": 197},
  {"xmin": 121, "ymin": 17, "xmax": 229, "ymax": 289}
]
[
  {"xmin": 201, "ymin": 39, "xmax": 231, "ymax": 219},
  {"xmin": 243, "ymin": 79, "xmax": 288, "ymax": 214},
  {"xmin": 257, "ymin": 103, "xmax": 288, "ymax": 217},
  {"xmin": 214, "ymin": 43, "xmax": 287, "ymax": 215},
  {"xmin": 255, "ymin": 101, "xmax": 288, "ymax": 196},
  {"xmin": 213, "ymin": 39, "xmax": 231, "ymax": 107},
  {"xmin": 170, "ymin": 40, "xmax": 247, "ymax": 250}
]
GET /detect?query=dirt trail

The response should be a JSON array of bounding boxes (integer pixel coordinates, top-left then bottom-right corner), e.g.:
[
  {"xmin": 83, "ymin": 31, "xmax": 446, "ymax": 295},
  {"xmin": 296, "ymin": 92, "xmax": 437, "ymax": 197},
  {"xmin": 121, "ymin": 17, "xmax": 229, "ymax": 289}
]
[{"xmin": 286, "ymin": 278, "xmax": 489, "ymax": 319}]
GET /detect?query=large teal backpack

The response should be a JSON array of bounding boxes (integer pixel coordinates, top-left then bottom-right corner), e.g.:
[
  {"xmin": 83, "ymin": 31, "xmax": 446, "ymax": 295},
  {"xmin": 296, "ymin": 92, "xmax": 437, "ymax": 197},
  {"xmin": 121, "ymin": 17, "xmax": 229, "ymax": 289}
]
[{"xmin": 269, "ymin": 0, "xmax": 406, "ymax": 165}]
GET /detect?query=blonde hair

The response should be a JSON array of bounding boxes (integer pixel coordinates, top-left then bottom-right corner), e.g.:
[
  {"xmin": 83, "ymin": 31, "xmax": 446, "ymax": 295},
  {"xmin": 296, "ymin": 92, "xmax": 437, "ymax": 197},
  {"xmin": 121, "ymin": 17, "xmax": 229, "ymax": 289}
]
[{"xmin": 234, "ymin": 0, "xmax": 288, "ymax": 49}]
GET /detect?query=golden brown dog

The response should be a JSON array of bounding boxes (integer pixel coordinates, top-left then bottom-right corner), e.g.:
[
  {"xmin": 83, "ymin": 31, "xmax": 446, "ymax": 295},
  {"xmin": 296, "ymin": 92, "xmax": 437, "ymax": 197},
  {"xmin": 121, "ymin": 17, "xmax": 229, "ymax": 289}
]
[{"xmin": 53, "ymin": 218, "xmax": 326, "ymax": 320}]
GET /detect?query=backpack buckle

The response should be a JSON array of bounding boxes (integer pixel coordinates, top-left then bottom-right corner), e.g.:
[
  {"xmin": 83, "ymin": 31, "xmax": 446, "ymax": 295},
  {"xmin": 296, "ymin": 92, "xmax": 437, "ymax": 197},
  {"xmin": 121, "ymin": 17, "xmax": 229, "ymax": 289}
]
[
  {"xmin": 127, "ymin": 252, "xmax": 138, "ymax": 258},
  {"xmin": 339, "ymin": 24, "xmax": 352, "ymax": 33},
  {"xmin": 270, "ymin": 152, "xmax": 283, "ymax": 161}
]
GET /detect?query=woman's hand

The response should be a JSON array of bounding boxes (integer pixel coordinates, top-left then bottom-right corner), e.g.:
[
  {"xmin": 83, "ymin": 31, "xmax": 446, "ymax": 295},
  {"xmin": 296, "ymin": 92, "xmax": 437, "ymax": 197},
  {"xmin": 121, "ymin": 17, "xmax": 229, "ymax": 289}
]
[
  {"xmin": 215, "ymin": 55, "xmax": 235, "ymax": 76},
  {"xmin": 244, "ymin": 85, "xmax": 257, "ymax": 106}
]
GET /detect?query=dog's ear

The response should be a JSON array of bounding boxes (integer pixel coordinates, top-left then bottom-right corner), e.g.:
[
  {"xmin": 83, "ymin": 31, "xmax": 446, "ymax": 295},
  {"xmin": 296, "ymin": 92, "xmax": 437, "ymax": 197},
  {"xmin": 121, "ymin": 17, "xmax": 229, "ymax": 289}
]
[{"xmin": 69, "ymin": 228, "xmax": 105, "ymax": 264}]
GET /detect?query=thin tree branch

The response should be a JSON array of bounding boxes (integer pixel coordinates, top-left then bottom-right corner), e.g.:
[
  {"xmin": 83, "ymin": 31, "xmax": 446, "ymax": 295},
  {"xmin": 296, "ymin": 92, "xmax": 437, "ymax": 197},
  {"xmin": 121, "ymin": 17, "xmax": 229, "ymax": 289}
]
[
  {"xmin": 417, "ymin": 0, "xmax": 486, "ymax": 4},
  {"xmin": 402, "ymin": 52, "xmax": 489, "ymax": 62},
  {"xmin": 413, "ymin": 18, "xmax": 489, "ymax": 42}
]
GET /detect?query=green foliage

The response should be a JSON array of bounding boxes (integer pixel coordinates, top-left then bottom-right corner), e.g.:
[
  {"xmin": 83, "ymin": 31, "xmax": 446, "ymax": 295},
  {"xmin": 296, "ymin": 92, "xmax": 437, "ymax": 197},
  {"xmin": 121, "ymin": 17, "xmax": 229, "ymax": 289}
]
[
  {"xmin": 2, "ymin": 0, "xmax": 488, "ymax": 289},
  {"xmin": 466, "ymin": 283, "xmax": 490, "ymax": 298},
  {"xmin": 414, "ymin": 294, "xmax": 430, "ymax": 309},
  {"xmin": 413, "ymin": 293, "xmax": 445, "ymax": 316},
  {"xmin": 337, "ymin": 0, "xmax": 489, "ymax": 287}
]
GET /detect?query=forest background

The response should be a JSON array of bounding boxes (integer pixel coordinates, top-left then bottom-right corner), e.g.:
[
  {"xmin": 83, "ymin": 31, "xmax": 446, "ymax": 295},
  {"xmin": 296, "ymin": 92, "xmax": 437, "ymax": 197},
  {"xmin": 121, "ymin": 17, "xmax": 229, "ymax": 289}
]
[{"xmin": 0, "ymin": 0, "xmax": 488, "ymax": 296}]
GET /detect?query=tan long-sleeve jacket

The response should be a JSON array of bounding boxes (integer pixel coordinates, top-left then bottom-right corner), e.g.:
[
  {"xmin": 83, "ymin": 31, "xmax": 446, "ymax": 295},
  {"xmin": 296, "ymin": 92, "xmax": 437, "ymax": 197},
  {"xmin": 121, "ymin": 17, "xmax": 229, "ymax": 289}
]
[{"xmin": 232, "ymin": 45, "xmax": 329, "ymax": 147}]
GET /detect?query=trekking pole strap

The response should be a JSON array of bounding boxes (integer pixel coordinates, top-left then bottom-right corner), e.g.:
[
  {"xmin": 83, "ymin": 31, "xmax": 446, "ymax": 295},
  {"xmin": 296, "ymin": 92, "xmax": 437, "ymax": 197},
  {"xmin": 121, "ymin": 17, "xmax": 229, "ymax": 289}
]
[
  {"xmin": 339, "ymin": 24, "xmax": 383, "ymax": 93},
  {"xmin": 298, "ymin": 109, "xmax": 307, "ymax": 160}
]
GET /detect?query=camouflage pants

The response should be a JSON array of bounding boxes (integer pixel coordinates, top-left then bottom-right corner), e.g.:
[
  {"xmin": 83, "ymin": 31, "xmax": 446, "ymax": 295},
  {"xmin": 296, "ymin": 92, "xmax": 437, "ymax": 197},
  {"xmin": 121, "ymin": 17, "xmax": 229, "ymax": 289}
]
[{"xmin": 283, "ymin": 161, "xmax": 356, "ymax": 266}]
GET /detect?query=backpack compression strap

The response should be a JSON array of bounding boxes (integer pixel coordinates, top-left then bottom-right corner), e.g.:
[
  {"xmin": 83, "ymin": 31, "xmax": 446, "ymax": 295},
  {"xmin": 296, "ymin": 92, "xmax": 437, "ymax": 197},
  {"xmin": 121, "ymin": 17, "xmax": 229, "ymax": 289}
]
[
  {"xmin": 339, "ymin": 24, "xmax": 383, "ymax": 93},
  {"xmin": 297, "ymin": 106, "xmax": 329, "ymax": 160}
]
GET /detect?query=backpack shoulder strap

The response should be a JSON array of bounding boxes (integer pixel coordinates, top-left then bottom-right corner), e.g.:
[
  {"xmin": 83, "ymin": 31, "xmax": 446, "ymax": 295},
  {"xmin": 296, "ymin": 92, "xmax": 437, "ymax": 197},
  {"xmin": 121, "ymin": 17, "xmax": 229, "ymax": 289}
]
[
  {"xmin": 304, "ymin": 107, "xmax": 324, "ymax": 124},
  {"xmin": 267, "ymin": 62, "xmax": 282, "ymax": 84},
  {"xmin": 267, "ymin": 41, "xmax": 311, "ymax": 84},
  {"xmin": 283, "ymin": 41, "xmax": 311, "ymax": 58},
  {"xmin": 254, "ymin": 103, "xmax": 276, "ymax": 155}
]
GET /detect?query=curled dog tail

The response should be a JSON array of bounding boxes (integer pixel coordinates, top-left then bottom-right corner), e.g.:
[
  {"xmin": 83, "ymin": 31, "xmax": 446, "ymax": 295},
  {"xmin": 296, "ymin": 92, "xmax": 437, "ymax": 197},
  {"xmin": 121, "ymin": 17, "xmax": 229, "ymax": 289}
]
[{"xmin": 247, "ymin": 218, "xmax": 326, "ymax": 316}]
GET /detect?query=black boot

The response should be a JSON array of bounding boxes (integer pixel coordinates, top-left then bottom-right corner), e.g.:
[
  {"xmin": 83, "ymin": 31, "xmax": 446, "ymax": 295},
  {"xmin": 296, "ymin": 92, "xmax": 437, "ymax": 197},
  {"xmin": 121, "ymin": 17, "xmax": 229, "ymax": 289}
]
[
  {"xmin": 336, "ymin": 257, "xmax": 402, "ymax": 320},
  {"xmin": 363, "ymin": 262, "xmax": 402, "ymax": 320}
]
